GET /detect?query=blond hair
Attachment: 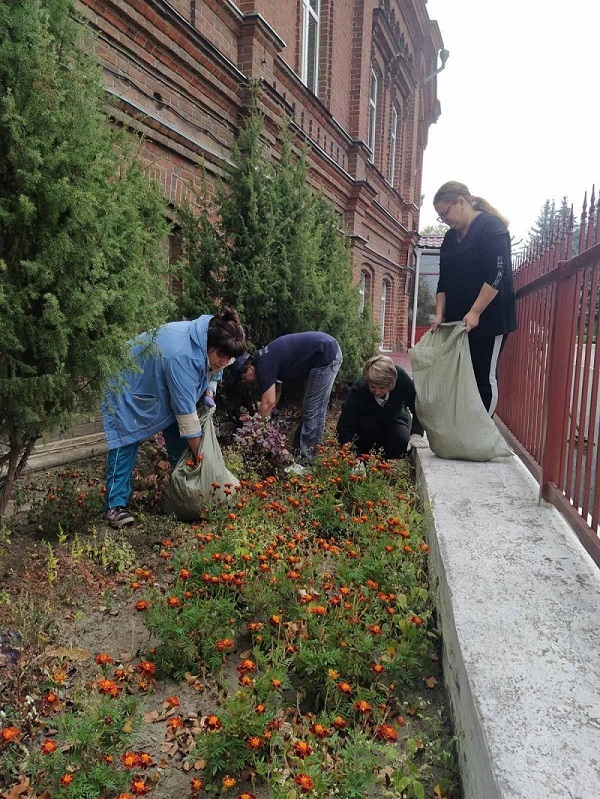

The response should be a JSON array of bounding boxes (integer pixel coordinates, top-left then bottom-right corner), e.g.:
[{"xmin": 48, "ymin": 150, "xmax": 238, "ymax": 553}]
[
  {"xmin": 433, "ymin": 181, "xmax": 509, "ymax": 228},
  {"xmin": 362, "ymin": 355, "xmax": 397, "ymax": 389}
]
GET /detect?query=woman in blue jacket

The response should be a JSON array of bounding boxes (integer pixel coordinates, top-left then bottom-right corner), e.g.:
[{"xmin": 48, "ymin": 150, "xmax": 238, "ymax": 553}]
[{"xmin": 102, "ymin": 308, "xmax": 246, "ymax": 528}]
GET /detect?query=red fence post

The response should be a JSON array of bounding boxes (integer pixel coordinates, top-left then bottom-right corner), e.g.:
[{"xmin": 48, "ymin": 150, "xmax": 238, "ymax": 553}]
[{"xmin": 540, "ymin": 262, "xmax": 577, "ymax": 497}]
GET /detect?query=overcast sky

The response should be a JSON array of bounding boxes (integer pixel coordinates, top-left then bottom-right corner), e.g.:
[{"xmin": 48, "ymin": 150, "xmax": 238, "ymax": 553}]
[{"xmin": 419, "ymin": 0, "xmax": 600, "ymax": 243}]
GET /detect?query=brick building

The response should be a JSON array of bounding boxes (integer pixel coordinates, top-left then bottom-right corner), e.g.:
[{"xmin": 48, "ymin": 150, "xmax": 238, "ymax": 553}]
[{"xmin": 81, "ymin": 0, "xmax": 443, "ymax": 351}]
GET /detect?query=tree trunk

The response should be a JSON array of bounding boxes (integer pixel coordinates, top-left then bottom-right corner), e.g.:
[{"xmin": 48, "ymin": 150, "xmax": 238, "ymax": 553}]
[{"xmin": 0, "ymin": 435, "xmax": 37, "ymax": 516}]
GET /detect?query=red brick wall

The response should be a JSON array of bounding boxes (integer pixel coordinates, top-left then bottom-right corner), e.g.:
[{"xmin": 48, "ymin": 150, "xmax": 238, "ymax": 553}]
[{"xmin": 80, "ymin": 0, "xmax": 443, "ymax": 352}]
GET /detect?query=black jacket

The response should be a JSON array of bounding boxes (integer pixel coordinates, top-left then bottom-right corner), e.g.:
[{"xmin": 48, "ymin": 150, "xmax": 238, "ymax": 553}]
[
  {"xmin": 437, "ymin": 211, "xmax": 517, "ymax": 339},
  {"xmin": 337, "ymin": 366, "xmax": 424, "ymax": 443}
]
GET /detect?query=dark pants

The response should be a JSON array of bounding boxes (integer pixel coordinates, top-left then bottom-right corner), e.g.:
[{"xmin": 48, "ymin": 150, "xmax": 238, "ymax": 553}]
[
  {"xmin": 350, "ymin": 416, "xmax": 410, "ymax": 459},
  {"xmin": 468, "ymin": 333, "xmax": 507, "ymax": 415}
]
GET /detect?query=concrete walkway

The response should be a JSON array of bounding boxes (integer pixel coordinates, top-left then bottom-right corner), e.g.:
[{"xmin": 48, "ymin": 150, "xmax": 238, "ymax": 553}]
[{"xmin": 416, "ymin": 448, "xmax": 600, "ymax": 798}]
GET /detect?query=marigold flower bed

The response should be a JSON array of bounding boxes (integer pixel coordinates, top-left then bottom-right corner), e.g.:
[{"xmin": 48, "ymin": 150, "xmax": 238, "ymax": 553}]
[{"xmin": 0, "ymin": 442, "xmax": 459, "ymax": 799}]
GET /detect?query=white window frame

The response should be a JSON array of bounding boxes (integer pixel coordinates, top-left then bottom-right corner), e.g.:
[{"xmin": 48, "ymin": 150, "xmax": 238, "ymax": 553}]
[
  {"xmin": 389, "ymin": 106, "xmax": 398, "ymax": 184},
  {"xmin": 380, "ymin": 279, "xmax": 389, "ymax": 342},
  {"xmin": 301, "ymin": 0, "xmax": 320, "ymax": 93},
  {"xmin": 368, "ymin": 69, "xmax": 378, "ymax": 162},
  {"xmin": 359, "ymin": 272, "xmax": 366, "ymax": 313}
]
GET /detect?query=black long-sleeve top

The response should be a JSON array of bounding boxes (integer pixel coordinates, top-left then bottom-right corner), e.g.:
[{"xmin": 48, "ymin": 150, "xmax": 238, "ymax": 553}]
[
  {"xmin": 437, "ymin": 211, "xmax": 517, "ymax": 339},
  {"xmin": 337, "ymin": 366, "xmax": 424, "ymax": 443}
]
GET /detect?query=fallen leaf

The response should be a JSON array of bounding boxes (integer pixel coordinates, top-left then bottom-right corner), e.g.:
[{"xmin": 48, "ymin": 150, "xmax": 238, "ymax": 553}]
[
  {"xmin": 425, "ymin": 676, "xmax": 438, "ymax": 689},
  {"xmin": 193, "ymin": 759, "xmax": 206, "ymax": 770},
  {"xmin": 45, "ymin": 646, "xmax": 91, "ymax": 662},
  {"xmin": 119, "ymin": 652, "xmax": 134, "ymax": 663},
  {"xmin": 143, "ymin": 711, "xmax": 160, "ymax": 723},
  {"xmin": 1, "ymin": 777, "xmax": 30, "ymax": 799},
  {"xmin": 158, "ymin": 759, "xmax": 169, "ymax": 769},
  {"xmin": 123, "ymin": 718, "xmax": 133, "ymax": 733}
]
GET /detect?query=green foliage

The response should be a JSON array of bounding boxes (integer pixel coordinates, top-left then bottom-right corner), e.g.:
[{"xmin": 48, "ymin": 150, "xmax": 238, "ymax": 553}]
[
  {"xmin": 0, "ymin": 0, "xmax": 171, "ymax": 512},
  {"xmin": 174, "ymin": 102, "xmax": 378, "ymax": 379},
  {"xmin": 28, "ymin": 470, "xmax": 104, "ymax": 536},
  {"xmin": 27, "ymin": 693, "xmax": 141, "ymax": 799}
]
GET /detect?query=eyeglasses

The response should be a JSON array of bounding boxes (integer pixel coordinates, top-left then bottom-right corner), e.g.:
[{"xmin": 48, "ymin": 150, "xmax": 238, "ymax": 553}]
[{"xmin": 436, "ymin": 201, "xmax": 456, "ymax": 223}]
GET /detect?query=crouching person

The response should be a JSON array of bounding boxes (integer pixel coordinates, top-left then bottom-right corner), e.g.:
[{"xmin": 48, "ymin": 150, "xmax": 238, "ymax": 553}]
[
  {"xmin": 102, "ymin": 309, "xmax": 246, "ymax": 528},
  {"xmin": 336, "ymin": 355, "xmax": 427, "ymax": 458}
]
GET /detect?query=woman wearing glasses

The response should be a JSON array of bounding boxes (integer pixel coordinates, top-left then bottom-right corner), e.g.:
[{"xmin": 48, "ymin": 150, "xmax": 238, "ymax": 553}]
[{"xmin": 431, "ymin": 181, "xmax": 516, "ymax": 415}]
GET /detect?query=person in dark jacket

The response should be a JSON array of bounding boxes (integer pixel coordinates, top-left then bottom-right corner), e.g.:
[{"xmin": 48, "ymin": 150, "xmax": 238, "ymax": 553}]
[
  {"xmin": 232, "ymin": 332, "xmax": 343, "ymax": 463},
  {"xmin": 336, "ymin": 355, "xmax": 427, "ymax": 458},
  {"xmin": 432, "ymin": 180, "xmax": 517, "ymax": 415}
]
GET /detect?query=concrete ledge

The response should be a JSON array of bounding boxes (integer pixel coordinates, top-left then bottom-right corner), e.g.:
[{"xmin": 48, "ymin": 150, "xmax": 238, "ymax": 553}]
[
  {"xmin": 25, "ymin": 433, "xmax": 107, "ymax": 473},
  {"xmin": 416, "ymin": 449, "xmax": 600, "ymax": 799}
]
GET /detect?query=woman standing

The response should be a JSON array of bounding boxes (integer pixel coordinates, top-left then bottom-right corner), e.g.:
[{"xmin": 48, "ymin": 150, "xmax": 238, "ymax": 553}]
[{"xmin": 432, "ymin": 181, "xmax": 516, "ymax": 415}]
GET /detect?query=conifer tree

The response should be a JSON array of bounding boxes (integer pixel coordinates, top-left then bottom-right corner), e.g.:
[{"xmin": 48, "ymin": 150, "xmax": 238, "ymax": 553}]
[
  {"xmin": 0, "ymin": 0, "xmax": 171, "ymax": 513},
  {"xmin": 178, "ymin": 103, "xmax": 378, "ymax": 376}
]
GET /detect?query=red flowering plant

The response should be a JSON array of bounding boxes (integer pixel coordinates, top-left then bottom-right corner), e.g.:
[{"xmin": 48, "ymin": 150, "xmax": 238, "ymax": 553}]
[{"xmin": 232, "ymin": 410, "xmax": 291, "ymax": 474}]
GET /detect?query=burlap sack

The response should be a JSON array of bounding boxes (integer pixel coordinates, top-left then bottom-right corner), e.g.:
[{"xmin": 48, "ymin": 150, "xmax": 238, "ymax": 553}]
[{"xmin": 409, "ymin": 322, "xmax": 512, "ymax": 461}]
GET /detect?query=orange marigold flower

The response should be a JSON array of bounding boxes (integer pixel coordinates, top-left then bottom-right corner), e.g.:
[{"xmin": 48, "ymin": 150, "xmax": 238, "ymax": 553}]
[
  {"xmin": 269, "ymin": 614, "xmax": 281, "ymax": 626},
  {"xmin": 309, "ymin": 723, "xmax": 329, "ymax": 738},
  {"xmin": 52, "ymin": 670, "xmax": 67, "ymax": 684},
  {"xmin": 237, "ymin": 793, "xmax": 257, "ymax": 799},
  {"xmin": 236, "ymin": 659, "xmax": 256, "ymax": 674},
  {"xmin": 41, "ymin": 739, "xmax": 58, "ymax": 754},
  {"xmin": 95, "ymin": 653, "xmax": 114, "ymax": 665},
  {"xmin": 120, "ymin": 751, "xmax": 141, "ymax": 769},
  {"xmin": 167, "ymin": 716, "xmax": 184, "ymax": 731},
  {"xmin": 44, "ymin": 691, "xmax": 59, "ymax": 704},
  {"xmin": 179, "ymin": 568, "xmax": 191, "ymax": 580},
  {"xmin": 115, "ymin": 794, "xmax": 135, "ymax": 799},
  {"xmin": 190, "ymin": 778, "xmax": 204, "ymax": 792},
  {"xmin": 308, "ymin": 605, "xmax": 327, "ymax": 616},
  {"xmin": 238, "ymin": 674, "xmax": 252, "ymax": 687},
  {"xmin": 102, "ymin": 753, "xmax": 114, "ymax": 764},
  {"xmin": 138, "ymin": 751, "xmax": 154, "ymax": 768},
  {"xmin": 59, "ymin": 774, "xmax": 74, "ymax": 786},
  {"xmin": 131, "ymin": 778, "xmax": 150, "ymax": 796},
  {"xmin": 376, "ymin": 724, "xmax": 398, "ymax": 742},
  {"xmin": 167, "ymin": 595, "xmax": 181, "ymax": 607},
  {"xmin": 337, "ymin": 682, "xmax": 353, "ymax": 696},
  {"xmin": 419, "ymin": 543, "xmax": 430, "ymax": 553},
  {"xmin": 353, "ymin": 700, "xmax": 372, "ymax": 714},
  {"xmin": 0, "ymin": 726, "xmax": 20, "ymax": 744},
  {"xmin": 166, "ymin": 695, "xmax": 180, "ymax": 707},
  {"xmin": 410, "ymin": 616, "xmax": 424, "ymax": 625},
  {"xmin": 204, "ymin": 715, "xmax": 222, "ymax": 731},
  {"xmin": 222, "ymin": 775, "xmax": 236, "ymax": 788},
  {"xmin": 365, "ymin": 579, "xmax": 379, "ymax": 590},
  {"xmin": 333, "ymin": 716, "xmax": 348, "ymax": 730},
  {"xmin": 292, "ymin": 740, "xmax": 312, "ymax": 758},
  {"xmin": 137, "ymin": 661, "xmax": 156, "ymax": 676},
  {"xmin": 246, "ymin": 736, "xmax": 263, "ymax": 750},
  {"xmin": 135, "ymin": 599, "xmax": 150, "ymax": 612},
  {"xmin": 293, "ymin": 774, "xmax": 315, "ymax": 793},
  {"xmin": 255, "ymin": 703, "xmax": 266, "ymax": 714},
  {"xmin": 271, "ymin": 678, "xmax": 282, "ymax": 689},
  {"xmin": 247, "ymin": 621, "xmax": 264, "ymax": 632},
  {"xmin": 327, "ymin": 668, "xmax": 339, "ymax": 680},
  {"xmin": 97, "ymin": 678, "xmax": 119, "ymax": 697},
  {"xmin": 367, "ymin": 624, "xmax": 382, "ymax": 635},
  {"xmin": 371, "ymin": 663, "xmax": 385, "ymax": 675}
]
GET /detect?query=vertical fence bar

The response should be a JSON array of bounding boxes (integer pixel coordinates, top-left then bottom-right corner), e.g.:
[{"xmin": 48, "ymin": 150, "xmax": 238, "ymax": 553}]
[{"xmin": 541, "ymin": 261, "xmax": 579, "ymax": 499}]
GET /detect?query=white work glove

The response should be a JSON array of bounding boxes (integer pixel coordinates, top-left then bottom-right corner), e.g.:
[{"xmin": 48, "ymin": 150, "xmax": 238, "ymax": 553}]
[{"xmin": 407, "ymin": 434, "xmax": 428, "ymax": 452}]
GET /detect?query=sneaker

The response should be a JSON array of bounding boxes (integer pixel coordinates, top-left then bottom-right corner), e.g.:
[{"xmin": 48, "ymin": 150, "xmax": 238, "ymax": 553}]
[{"xmin": 104, "ymin": 507, "xmax": 135, "ymax": 528}]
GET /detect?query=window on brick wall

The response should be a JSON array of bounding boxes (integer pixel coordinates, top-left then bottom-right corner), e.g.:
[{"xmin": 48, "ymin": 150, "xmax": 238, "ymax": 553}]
[
  {"xmin": 368, "ymin": 69, "xmax": 378, "ymax": 163},
  {"xmin": 380, "ymin": 278, "xmax": 390, "ymax": 343},
  {"xmin": 389, "ymin": 106, "xmax": 398, "ymax": 185},
  {"xmin": 359, "ymin": 269, "xmax": 372, "ymax": 314},
  {"xmin": 301, "ymin": 0, "xmax": 320, "ymax": 93}
]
